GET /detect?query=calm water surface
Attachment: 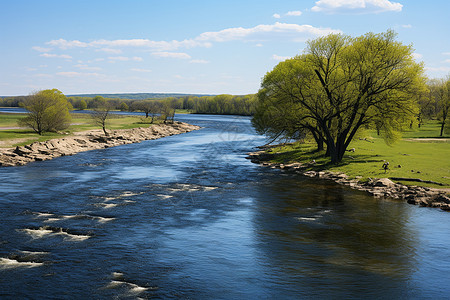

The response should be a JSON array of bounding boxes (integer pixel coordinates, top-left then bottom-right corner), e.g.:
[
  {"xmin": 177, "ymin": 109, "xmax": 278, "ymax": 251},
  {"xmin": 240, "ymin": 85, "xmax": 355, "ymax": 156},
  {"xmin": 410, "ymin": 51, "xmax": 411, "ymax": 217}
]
[{"xmin": 1, "ymin": 114, "xmax": 449, "ymax": 299}]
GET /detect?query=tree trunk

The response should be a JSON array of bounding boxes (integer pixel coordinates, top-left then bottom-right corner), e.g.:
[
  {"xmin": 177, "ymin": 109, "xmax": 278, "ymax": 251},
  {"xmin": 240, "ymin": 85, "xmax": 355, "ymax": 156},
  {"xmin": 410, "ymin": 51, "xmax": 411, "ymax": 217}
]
[
  {"xmin": 328, "ymin": 138, "xmax": 346, "ymax": 164},
  {"xmin": 440, "ymin": 121, "xmax": 445, "ymax": 137},
  {"xmin": 102, "ymin": 126, "xmax": 108, "ymax": 136},
  {"xmin": 310, "ymin": 129, "xmax": 324, "ymax": 151}
]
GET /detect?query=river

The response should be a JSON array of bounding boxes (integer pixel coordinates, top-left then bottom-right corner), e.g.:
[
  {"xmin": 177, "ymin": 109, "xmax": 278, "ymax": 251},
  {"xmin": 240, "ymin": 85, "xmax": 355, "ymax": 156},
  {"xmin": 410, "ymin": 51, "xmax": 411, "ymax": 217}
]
[{"xmin": 0, "ymin": 114, "xmax": 449, "ymax": 299}]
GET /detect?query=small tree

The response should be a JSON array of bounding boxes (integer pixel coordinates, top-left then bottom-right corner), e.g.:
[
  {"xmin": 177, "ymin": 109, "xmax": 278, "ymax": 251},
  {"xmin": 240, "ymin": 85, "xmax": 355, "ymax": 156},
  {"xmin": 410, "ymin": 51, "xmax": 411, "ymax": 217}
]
[
  {"xmin": 19, "ymin": 89, "xmax": 72, "ymax": 135},
  {"xmin": 136, "ymin": 100, "xmax": 161, "ymax": 123},
  {"xmin": 79, "ymin": 99, "xmax": 87, "ymax": 110},
  {"xmin": 119, "ymin": 102, "xmax": 129, "ymax": 111},
  {"xmin": 91, "ymin": 103, "xmax": 112, "ymax": 136},
  {"xmin": 160, "ymin": 102, "xmax": 175, "ymax": 124}
]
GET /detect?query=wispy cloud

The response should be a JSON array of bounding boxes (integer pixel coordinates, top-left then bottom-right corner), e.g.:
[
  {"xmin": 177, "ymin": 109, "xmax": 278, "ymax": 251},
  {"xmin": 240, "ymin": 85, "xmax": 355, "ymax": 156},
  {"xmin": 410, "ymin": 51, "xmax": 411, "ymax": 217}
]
[
  {"xmin": 56, "ymin": 71, "xmax": 100, "ymax": 77},
  {"xmin": 42, "ymin": 22, "xmax": 340, "ymax": 54},
  {"xmin": 273, "ymin": 13, "xmax": 281, "ymax": 19},
  {"xmin": 425, "ymin": 66, "xmax": 450, "ymax": 72},
  {"xmin": 412, "ymin": 53, "xmax": 423, "ymax": 60},
  {"xmin": 286, "ymin": 11, "xmax": 302, "ymax": 16},
  {"xmin": 32, "ymin": 46, "xmax": 52, "ymax": 53},
  {"xmin": 195, "ymin": 22, "xmax": 341, "ymax": 42},
  {"xmin": 130, "ymin": 68, "xmax": 152, "ymax": 72},
  {"xmin": 401, "ymin": 24, "xmax": 412, "ymax": 28},
  {"xmin": 95, "ymin": 48, "xmax": 123, "ymax": 54},
  {"xmin": 311, "ymin": 0, "xmax": 403, "ymax": 14},
  {"xmin": 40, "ymin": 53, "xmax": 72, "ymax": 59},
  {"xmin": 272, "ymin": 54, "xmax": 292, "ymax": 61},
  {"xmin": 152, "ymin": 52, "xmax": 191, "ymax": 59},
  {"xmin": 108, "ymin": 56, "xmax": 143, "ymax": 61},
  {"xmin": 74, "ymin": 64, "xmax": 102, "ymax": 71}
]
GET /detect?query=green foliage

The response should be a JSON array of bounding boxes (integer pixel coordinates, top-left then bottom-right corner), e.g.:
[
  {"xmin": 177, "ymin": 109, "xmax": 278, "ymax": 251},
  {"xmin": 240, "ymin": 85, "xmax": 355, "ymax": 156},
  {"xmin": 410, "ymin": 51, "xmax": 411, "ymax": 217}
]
[
  {"xmin": 79, "ymin": 99, "xmax": 87, "ymax": 110},
  {"xmin": 253, "ymin": 30, "xmax": 427, "ymax": 163},
  {"xmin": 119, "ymin": 102, "xmax": 129, "ymax": 111},
  {"xmin": 19, "ymin": 89, "xmax": 72, "ymax": 135}
]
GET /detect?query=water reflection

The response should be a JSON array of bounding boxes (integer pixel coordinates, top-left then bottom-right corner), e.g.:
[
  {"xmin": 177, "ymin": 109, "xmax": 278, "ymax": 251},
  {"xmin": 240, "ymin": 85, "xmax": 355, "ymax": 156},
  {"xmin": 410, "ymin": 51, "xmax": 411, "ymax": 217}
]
[
  {"xmin": 252, "ymin": 176, "xmax": 417, "ymax": 297},
  {"xmin": 0, "ymin": 114, "xmax": 449, "ymax": 299}
]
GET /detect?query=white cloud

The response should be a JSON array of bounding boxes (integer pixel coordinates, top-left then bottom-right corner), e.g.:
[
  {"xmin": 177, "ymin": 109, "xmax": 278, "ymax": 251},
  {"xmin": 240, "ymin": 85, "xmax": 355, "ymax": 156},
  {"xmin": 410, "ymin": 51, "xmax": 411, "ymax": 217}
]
[
  {"xmin": 425, "ymin": 66, "xmax": 450, "ymax": 72},
  {"xmin": 152, "ymin": 52, "xmax": 191, "ymax": 59},
  {"xmin": 41, "ymin": 23, "xmax": 340, "ymax": 54},
  {"xmin": 47, "ymin": 38, "xmax": 210, "ymax": 51},
  {"xmin": 189, "ymin": 59, "xmax": 209, "ymax": 64},
  {"xmin": 130, "ymin": 68, "xmax": 152, "ymax": 72},
  {"xmin": 273, "ymin": 13, "xmax": 281, "ymax": 19},
  {"xmin": 443, "ymin": 52, "xmax": 450, "ymax": 56},
  {"xmin": 56, "ymin": 71, "xmax": 100, "ymax": 77},
  {"xmin": 286, "ymin": 11, "xmax": 302, "ymax": 16},
  {"xmin": 47, "ymin": 39, "xmax": 89, "ymax": 49},
  {"xmin": 311, "ymin": 0, "xmax": 403, "ymax": 14},
  {"xmin": 95, "ymin": 48, "xmax": 122, "ymax": 54},
  {"xmin": 40, "ymin": 53, "xmax": 72, "ymax": 59},
  {"xmin": 74, "ymin": 64, "xmax": 102, "ymax": 71},
  {"xmin": 255, "ymin": 43, "xmax": 264, "ymax": 47},
  {"xmin": 32, "ymin": 46, "xmax": 51, "ymax": 52},
  {"xmin": 412, "ymin": 53, "xmax": 423, "ymax": 60},
  {"xmin": 444, "ymin": 59, "xmax": 450, "ymax": 64},
  {"xmin": 196, "ymin": 22, "xmax": 341, "ymax": 42},
  {"xmin": 108, "ymin": 56, "xmax": 143, "ymax": 61},
  {"xmin": 272, "ymin": 54, "xmax": 292, "ymax": 61},
  {"xmin": 401, "ymin": 24, "xmax": 412, "ymax": 28}
]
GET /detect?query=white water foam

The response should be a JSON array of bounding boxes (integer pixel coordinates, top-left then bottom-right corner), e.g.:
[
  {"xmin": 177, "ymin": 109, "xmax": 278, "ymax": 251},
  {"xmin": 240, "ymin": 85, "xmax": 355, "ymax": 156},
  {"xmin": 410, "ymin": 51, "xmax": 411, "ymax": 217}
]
[
  {"xmin": 297, "ymin": 217, "xmax": 319, "ymax": 222},
  {"xmin": 19, "ymin": 227, "xmax": 90, "ymax": 241},
  {"xmin": 0, "ymin": 258, "xmax": 43, "ymax": 269},
  {"xmin": 156, "ymin": 194, "xmax": 174, "ymax": 199},
  {"xmin": 20, "ymin": 228, "xmax": 54, "ymax": 239}
]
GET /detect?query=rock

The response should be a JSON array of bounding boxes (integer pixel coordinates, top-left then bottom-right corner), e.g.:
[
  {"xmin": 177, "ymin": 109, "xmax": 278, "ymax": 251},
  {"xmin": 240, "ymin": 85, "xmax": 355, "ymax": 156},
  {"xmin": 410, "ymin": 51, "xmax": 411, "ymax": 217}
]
[
  {"xmin": 303, "ymin": 171, "xmax": 317, "ymax": 178},
  {"xmin": 434, "ymin": 194, "xmax": 450, "ymax": 204},
  {"xmin": 372, "ymin": 178, "xmax": 396, "ymax": 188}
]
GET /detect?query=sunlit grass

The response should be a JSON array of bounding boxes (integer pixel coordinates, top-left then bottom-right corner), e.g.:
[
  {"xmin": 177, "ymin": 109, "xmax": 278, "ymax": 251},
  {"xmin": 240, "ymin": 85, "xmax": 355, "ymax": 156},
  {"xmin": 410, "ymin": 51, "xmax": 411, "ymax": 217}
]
[
  {"xmin": 267, "ymin": 121, "xmax": 450, "ymax": 188},
  {"xmin": 0, "ymin": 112, "xmax": 162, "ymax": 148}
]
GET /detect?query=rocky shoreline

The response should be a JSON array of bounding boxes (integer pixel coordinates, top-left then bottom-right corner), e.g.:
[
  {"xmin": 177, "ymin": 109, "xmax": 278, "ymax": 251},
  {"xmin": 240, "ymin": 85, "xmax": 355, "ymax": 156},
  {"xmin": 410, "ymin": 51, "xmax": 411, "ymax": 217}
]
[
  {"xmin": 247, "ymin": 149, "xmax": 450, "ymax": 212},
  {"xmin": 0, "ymin": 122, "xmax": 200, "ymax": 167}
]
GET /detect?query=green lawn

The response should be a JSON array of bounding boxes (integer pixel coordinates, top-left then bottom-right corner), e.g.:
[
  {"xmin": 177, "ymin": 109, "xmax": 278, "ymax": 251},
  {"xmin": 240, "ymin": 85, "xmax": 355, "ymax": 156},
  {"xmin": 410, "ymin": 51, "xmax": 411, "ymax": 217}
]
[
  {"xmin": 0, "ymin": 112, "xmax": 160, "ymax": 148},
  {"xmin": 267, "ymin": 121, "xmax": 450, "ymax": 188}
]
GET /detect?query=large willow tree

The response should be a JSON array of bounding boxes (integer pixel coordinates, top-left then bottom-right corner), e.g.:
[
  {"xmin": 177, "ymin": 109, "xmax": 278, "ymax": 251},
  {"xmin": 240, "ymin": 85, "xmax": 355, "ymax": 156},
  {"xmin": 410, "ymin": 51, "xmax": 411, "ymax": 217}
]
[{"xmin": 253, "ymin": 30, "xmax": 427, "ymax": 163}]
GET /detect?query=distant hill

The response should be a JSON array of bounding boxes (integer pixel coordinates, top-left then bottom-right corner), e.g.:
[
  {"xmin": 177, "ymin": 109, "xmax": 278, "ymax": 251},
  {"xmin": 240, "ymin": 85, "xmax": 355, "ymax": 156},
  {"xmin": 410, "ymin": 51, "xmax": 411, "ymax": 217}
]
[{"xmin": 66, "ymin": 93, "xmax": 215, "ymax": 100}]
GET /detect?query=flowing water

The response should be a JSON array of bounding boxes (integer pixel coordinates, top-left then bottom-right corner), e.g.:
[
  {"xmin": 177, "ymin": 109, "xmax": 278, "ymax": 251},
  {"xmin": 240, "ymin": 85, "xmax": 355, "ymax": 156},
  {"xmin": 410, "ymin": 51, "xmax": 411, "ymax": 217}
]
[{"xmin": 0, "ymin": 114, "xmax": 449, "ymax": 299}]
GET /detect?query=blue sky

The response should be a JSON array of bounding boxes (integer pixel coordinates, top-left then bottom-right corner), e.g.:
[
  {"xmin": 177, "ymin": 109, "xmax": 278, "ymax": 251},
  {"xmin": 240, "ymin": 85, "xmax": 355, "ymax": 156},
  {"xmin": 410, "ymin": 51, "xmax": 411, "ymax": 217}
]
[{"xmin": 1, "ymin": 0, "xmax": 449, "ymax": 96}]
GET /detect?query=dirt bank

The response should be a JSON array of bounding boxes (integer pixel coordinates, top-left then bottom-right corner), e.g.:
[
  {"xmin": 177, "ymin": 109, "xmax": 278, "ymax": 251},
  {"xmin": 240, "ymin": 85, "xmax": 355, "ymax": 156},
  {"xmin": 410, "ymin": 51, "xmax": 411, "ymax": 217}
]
[
  {"xmin": 0, "ymin": 122, "xmax": 200, "ymax": 167},
  {"xmin": 247, "ymin": 149, "xmax": 450, "ymax": 212}
]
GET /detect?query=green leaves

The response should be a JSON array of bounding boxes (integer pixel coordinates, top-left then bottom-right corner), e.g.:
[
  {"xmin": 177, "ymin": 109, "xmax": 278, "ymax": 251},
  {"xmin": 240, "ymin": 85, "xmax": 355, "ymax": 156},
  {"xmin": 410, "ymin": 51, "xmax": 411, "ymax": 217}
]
[
  {"xmin": 20, "ymin": 89, "xmax": 72, "ymax": 135},
  {"xmin": 253, "ymin": 30, "xmax": 427, "ymax": 163}
]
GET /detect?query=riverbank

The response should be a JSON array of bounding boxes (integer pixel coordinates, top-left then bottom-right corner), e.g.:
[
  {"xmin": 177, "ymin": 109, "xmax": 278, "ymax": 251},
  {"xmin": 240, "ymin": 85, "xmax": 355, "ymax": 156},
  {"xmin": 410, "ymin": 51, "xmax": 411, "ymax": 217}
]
[
  {"xmin": 247, "ymin": 149, "xmax": 450, "ymax": 212},
  {"xmin": 0, "ymin": 122, "xmax": 200, "ymax": 167}
]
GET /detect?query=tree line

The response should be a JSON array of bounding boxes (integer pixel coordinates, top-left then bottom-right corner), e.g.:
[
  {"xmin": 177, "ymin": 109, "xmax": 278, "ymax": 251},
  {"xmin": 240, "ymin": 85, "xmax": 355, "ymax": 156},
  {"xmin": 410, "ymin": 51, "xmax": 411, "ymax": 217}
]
[
  {"xmin": 252, "ymin": 30, "xmax": 450, "ymax": 164},
  {"xmin": 1, "ymin": 94, "xmax": 257, "ymax": 116},
  {"xmin": 66, "ymin": 94, "xmax": 257, "ymax": 116}
]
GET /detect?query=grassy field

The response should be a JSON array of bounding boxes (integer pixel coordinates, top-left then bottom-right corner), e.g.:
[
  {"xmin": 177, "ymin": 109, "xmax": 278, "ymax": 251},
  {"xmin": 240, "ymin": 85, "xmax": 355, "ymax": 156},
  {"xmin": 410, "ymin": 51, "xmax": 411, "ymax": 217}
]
[
  {"xmin": 0, "ymin": 112, "xmax": 161, "ymax": 148},
  {"xmin": 266, "ymin": 121, "xmax": 450, "ymax": 188}
]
